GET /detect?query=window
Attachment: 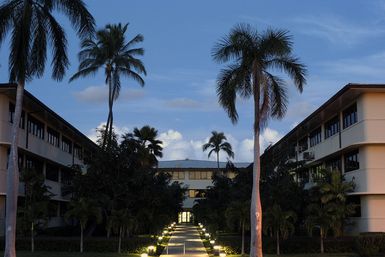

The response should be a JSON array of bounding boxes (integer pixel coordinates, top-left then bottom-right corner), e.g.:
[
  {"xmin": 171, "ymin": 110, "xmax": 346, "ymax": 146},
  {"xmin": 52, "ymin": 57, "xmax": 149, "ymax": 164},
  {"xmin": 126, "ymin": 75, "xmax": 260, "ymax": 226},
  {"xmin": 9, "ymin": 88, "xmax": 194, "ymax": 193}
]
[
  {"xmin": 345, "ymin": 150, "xmax": 359, "ymax": 172},
  {"xmin": 309, "ymin": 127, "xmax": 322, "ymax": 147},
  {"xmin": 326, "ymin": 157, "xmax": 341, "ymax": 172},
  {"xmin": 310, "ymin": 164, "xmax": 325, "ymax": 183},
  {"xmin": 61, "ymin": 169, "xmax": 74, "ymax": 185},
  {"xmin": 46, "ymin": 163, "xmax": 59, "ymax": 182},
  {"xmin": 325, "ymin": 116, "xmax": 340, "ymax": 139},
  {"xmin": 188, "ymin": 189, "xmax": 207, "ymax": 198},
  {"xmin": 9, "ymin": 103, "xmax": 25, "ymax": 129},
  {"xmin": 74, "ymin": 144, "xmax": 83, "ymax": 160},
  {"xmin": 171, "ymin": 171, "xmax": 185, "ymax": 180},
  {"xmin": 47, "ymin": 127, "xmax": 60, "ymax": 147},
  {"xmin": 189, "ymin": 171, "xmax": 213, "ymax": 180},
  {"xmin": 48, "ymin": 201, "xmax": 59, "ymax": 217},
  {"xmin": 27, "ymin": 115, "xmax": 44, "ymax": 139},
  {"xmin": 25, "ymin": 156, "xmax": 44, "ymax": 174},
  {"xmin": 59, "ymin": 201, "xmax": 69, "ymax": 217},
  {"xmin": 343, "ymin": 103, "xmax": 357, "ymax": 129},
  {"xmin": 61, "ymin": 136, "xmax": 72, "ymax": 154},
  {"xmin": 298, "ymin": 137, "xmax": 308, "ymax": 152},
  {"xmin": 347, "ymin": 196, "xmax": 361, "ymax": 217}
]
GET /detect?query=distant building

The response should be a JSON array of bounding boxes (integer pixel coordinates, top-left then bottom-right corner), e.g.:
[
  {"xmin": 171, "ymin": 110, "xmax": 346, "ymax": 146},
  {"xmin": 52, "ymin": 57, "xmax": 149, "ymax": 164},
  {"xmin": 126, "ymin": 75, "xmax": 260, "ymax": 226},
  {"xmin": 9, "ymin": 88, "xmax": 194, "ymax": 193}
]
[
  {"xmin": 262, "ymin": 83, "xmax": 385, "ymax": 234},
  {"xmin": 158, "ymin": 159, "xmax": 250, "ymax": 223},
  {"xmin": 0, "ymin": 84, "xmax": 98, "ymax": 236}
]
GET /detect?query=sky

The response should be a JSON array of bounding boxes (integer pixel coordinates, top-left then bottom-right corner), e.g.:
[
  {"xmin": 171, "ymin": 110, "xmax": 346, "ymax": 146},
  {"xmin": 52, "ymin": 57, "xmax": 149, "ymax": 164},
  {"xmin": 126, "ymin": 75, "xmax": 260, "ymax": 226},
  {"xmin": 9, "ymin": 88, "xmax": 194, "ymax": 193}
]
[{"xmin": 1, "ymin": 0, "xmax": 385, "ymax": 162}]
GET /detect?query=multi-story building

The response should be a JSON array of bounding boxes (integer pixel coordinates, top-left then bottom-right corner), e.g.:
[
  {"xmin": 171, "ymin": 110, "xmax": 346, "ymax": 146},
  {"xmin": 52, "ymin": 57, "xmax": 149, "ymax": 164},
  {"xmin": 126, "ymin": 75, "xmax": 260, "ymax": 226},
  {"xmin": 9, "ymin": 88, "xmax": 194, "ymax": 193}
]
[
  {"xmin": 261, "ymin": 83, "xmax": 385, "ymax": 234},
  {"xmin": 0, "ymin": 83, "xmax": 98, "ymax": 236},
  {"xmin": 158, "ymin": 159, "xmax": 250, "ymax": 223}
]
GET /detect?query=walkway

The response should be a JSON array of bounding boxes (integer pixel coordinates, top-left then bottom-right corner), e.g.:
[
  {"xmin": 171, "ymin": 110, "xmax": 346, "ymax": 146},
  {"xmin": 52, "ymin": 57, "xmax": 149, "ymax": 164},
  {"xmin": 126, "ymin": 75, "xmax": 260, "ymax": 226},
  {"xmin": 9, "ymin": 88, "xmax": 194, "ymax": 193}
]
[{"xmin": 161, "ymin": 224, "xmax": 209, "ymax": 257}]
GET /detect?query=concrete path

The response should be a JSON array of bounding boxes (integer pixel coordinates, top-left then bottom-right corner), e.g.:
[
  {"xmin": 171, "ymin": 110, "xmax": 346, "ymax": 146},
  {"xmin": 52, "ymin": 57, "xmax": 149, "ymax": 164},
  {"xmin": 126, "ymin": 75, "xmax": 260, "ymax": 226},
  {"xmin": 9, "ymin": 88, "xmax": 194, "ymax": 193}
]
[{"xmin": 161, "ymin": 224, "xmax": 209, "ymax": 257}]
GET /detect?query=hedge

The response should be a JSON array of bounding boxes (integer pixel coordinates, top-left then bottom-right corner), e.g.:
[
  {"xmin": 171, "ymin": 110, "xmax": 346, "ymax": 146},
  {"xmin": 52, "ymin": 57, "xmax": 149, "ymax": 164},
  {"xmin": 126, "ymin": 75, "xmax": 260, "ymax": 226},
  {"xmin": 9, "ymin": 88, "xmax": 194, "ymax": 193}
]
[{"xmin": 0, "ymin": 237, "xmax": 154, "ymax": 253}]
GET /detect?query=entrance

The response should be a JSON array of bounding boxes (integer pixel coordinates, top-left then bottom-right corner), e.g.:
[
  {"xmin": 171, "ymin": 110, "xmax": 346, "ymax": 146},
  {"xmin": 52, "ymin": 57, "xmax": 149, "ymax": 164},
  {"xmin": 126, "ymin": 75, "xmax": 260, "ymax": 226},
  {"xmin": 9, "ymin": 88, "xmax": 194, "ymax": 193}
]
[{"xmin": 178, "ymin": 211, "xmax": 192, "ymax": 223}]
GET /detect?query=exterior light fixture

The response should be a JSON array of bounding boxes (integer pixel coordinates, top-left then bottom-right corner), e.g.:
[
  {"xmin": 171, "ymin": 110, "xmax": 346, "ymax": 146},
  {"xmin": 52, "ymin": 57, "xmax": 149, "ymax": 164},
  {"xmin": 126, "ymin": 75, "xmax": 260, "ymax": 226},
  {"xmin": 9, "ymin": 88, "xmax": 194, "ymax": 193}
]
[
  {"xmin": 202, "ymin": 228, "xmax": 206, "ymax": 232},
  {"xmin": 205, "ymin": 233, "xmax": 210, "ymax": 238},
  {"xmin": 141, "ymin": 254, "xmax": 148, "ymax": 257},
  {"xmin": 213, "ymin": 245, "xmax": 221, "ymax": 250},
  {"xmin": 158, "ymin": 236, "xmax": 163, "ymax": 241},
  {"xmin": 210, "ymin": 240, "xmax": 215, "ymax": 245}
]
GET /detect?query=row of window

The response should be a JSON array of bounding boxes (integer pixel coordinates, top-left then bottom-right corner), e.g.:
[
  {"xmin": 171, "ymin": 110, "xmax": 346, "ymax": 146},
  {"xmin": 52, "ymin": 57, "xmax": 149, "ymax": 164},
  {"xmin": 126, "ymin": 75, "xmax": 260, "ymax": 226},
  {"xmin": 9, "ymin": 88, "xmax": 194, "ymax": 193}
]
[
  {"xmin": 168, "ymin": 171, "xmax": 214, "ymax": 180},
  {"xmin": 6, "ymin": 152, "xmax": 75, "ymax": 185},
  {"xmin": 9, "ymin": 103, "xmax": 83, "ymax": 159},
  {"xmin": 298, "ymin": 103, "xmax": 358, "ymax": 151}
]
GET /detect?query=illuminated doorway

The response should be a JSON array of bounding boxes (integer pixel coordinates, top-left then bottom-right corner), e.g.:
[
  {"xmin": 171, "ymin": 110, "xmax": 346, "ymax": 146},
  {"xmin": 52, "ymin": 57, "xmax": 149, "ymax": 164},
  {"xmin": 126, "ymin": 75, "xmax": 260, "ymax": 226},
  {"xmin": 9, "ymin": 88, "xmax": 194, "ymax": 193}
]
[{"xmin": 178, "ymin": 211, "xmax": 192, "ymax": 223}]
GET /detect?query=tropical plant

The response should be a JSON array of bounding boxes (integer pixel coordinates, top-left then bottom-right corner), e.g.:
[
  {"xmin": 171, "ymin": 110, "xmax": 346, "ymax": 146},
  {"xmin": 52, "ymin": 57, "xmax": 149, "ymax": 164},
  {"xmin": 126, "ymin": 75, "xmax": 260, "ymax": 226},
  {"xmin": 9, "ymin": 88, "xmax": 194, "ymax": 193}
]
[
  {"xmin": 0, "ymin": 1, "xmax": 94, "ymax": 256},
  {"xmin": 212, "ymin": 23, "xmax": 306, "ymax": 257},
  {"xmin": 107, "ymin": 208, "xmax": 134, "ymax": 253},
  {"xmin": 305, "ymin": 202, "xmax": 333, "ymax": 254},
  {"xmin": 202, "ymin": 131, "xmax": 234, "ymax": 170},
  {"xmin": 65, "ymin": 198, "xmax": 102, "ymax": 253},
  {"xmin": 133, "ymin": 125, "xmax": 163, "ymax": 160},
  {"xmin": 263, "ymin": 204, "xmax": 297, "ymax": 255},
  {"xmin": 225, "ymin": 200, "xmax": 250, "ymax": 255},
  {"xmin": 319, "ymin": 170, "xmax": 356, "ymax": 236},
  {"xmin": 18, "ymin": 168, "xmax": 52, "ymax": 252},
  {"xmin": 70, "ymin": 23, "xmax": 146, "ymax": 149}
]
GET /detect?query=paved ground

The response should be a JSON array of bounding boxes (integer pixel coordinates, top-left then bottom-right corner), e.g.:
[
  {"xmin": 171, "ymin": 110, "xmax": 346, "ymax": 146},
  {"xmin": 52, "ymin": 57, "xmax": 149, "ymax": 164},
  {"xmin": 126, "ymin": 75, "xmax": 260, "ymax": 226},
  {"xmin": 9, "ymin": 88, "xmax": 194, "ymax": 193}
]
[{"xmin": 161, "ymin": 224, "xmax": 208, "ymax": 257}]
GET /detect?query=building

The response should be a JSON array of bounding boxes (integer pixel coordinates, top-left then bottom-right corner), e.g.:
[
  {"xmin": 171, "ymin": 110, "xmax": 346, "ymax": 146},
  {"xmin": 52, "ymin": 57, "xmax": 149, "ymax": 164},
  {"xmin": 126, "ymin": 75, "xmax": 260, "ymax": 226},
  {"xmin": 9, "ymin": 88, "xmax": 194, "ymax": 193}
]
[
  {"xmin": 261, "ymin": 83, "xmax": 385, "ymax": 234},
  {"xmin": 0, "ymin": 84, "xmax": 98, "ymax": 236},
  {"xmin": 158, "ymin": 159, "xmax": 250, "ymax": 223}
]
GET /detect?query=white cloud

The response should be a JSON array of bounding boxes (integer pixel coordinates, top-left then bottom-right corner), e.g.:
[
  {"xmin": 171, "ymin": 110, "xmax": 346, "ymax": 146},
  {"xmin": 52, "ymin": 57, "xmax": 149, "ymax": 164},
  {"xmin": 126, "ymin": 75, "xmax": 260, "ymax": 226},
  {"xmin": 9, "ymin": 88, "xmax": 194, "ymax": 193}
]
[
  {"xmin": 87, "ymin": 122, "xmax": 129, "ymax": 143},
  {"xmin": 74, "ymin": 85, "xmax": 145, "ymax": 104}
]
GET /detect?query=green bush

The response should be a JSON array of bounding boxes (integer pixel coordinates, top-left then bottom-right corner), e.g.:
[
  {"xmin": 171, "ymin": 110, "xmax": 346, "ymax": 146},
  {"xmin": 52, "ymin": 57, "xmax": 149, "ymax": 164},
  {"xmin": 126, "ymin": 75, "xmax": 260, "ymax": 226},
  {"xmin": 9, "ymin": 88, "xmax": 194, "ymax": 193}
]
[
  {"xmin": 0, "ymin": 236, "xmax": 154, "ymax": 253},
  {"xmin": 355, "ymin": 234, "xmax": 385, "ymax": 257}
]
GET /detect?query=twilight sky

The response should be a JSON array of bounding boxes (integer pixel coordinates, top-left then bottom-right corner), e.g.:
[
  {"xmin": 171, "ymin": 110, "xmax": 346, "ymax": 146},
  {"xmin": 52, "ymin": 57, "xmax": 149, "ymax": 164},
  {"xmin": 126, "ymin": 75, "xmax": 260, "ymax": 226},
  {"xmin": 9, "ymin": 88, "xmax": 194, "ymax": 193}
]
[{"xmin": 1, "ymin": 0, "xmax": 385, "ymax": 162}]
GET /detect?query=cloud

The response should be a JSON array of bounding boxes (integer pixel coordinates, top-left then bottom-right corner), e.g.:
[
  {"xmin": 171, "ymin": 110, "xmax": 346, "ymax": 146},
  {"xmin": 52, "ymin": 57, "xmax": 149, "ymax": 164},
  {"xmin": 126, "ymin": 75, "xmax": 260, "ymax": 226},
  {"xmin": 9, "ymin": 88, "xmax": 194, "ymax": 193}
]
[
  {"xmin": 165, "ymin": 98, "xmax": 201, "ymax": 109},
  {"xmin": 293, "ymin": 15, "xmax": 385, "ymax": 46},
  {"xmin": 87, "ymin": 122, "xmax": 130, "ymax": 143},
  {"xmin": 159, "ymin": 128, "xmax": 282, "ymax": 162},
  {"xmin": 74, "ymin": 85, "xmax": 145, "ymax": 104}
]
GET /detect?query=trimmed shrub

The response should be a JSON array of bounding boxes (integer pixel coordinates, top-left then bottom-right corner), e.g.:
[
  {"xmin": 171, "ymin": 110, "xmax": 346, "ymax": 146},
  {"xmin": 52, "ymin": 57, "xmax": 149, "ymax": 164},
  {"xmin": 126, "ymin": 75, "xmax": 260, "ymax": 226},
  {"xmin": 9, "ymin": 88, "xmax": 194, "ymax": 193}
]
[
  {"xmin": 355, "ymin": 234, "xmax": 385, "ymax": 257},
  {"xmin": 0, "ymin": 236, "xmax": 154, "ymax": 253}
]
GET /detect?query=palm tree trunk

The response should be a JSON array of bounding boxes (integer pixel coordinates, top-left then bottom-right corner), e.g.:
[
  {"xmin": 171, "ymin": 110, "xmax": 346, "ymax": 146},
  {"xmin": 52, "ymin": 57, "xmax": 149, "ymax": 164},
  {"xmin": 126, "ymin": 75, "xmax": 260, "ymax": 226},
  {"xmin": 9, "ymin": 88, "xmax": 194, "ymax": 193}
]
[
  {"xmin": 118, "ymin": 227, "xmax": 122, "ymax": 253},
  {"xmin": 276, "ymin": 231, "xmax": 280, "ymax": 255},
  {"xmin": 31, "ymin": 222, "xmax": 34, "ymax": 252},
  {"xmin": 80, "ymin": 226, "xmax": 84, "ymax": 253},
  {"xmin": 4, "ymin": 81, "xmax": 24, "ymax": 257},
  {"xmin": 217, "ymin": 152, "xmax": 219, "ymax": 169},
  {"xmin": 250, "ymin": 75, "xmax": 263, "ymax": 257},
  {"xmin": 241, "ymin": 220, "xmax": 245, "ymax": 255},
  {"xmin": 102, "ymin": 70, "xmax": 113, "ymax": 149},
  {"xmin": 320, "ymin": 228, "xmax": 324, "ymax": 254}
]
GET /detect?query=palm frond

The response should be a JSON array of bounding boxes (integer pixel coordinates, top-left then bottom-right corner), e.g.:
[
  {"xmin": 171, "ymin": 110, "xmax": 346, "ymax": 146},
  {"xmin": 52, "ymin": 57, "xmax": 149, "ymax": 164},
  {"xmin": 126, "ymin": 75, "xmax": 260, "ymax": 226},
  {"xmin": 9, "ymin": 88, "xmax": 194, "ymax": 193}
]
[{"xmin": 265, "ymin": 72, "xmax": 288, "ymax": 119}]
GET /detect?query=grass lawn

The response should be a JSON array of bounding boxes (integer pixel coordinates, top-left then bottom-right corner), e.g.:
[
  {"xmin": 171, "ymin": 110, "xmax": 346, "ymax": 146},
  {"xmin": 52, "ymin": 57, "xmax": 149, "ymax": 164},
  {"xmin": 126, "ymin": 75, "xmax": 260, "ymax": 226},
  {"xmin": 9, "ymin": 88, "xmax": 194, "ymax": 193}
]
[{"xmin": 0, "ymin": 252, "xmax": 140, "ymax": 257}]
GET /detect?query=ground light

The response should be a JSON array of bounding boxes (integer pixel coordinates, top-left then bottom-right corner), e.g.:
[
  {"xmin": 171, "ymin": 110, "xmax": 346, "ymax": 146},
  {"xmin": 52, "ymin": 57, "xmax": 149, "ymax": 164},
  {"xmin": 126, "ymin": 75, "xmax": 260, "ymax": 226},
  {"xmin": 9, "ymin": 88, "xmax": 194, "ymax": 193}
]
[
  {"xmin": 213, "ymin": 245, "xmax": 222, "ymax": 256},
  {"xmin": 141, "ymin": 254, "xmax": 148, "ymax": 257},
  {"xmin": 147, "ymin": 245, "xmax": 156, "ymax": 256},
  {"xmin": 219, "ymin": 253, "xmax": 227, "ymax": 257}
]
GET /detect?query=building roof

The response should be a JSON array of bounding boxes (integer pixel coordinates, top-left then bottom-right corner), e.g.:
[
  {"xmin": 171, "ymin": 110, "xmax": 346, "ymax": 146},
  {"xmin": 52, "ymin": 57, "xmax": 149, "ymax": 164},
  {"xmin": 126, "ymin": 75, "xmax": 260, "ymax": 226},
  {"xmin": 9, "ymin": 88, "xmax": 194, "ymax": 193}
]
[
  {"xmin": 0, "ymin": 83, "xmax": 98, "ymax": 150},
  {"xmin": 158, "ymin": 159, "xmax": 250, "ymax": 169},
  {"xmin": 262, "ymin": 83, "xmax": 385, "ymax": 156}
]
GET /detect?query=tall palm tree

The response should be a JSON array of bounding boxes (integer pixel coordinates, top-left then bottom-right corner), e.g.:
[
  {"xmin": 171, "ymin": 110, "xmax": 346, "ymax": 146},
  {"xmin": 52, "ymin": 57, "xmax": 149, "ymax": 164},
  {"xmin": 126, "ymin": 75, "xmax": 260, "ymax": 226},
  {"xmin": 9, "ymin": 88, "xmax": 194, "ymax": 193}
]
[
  {"xmin": 0, "ymin": 2, "xmax": 94, "ymax": 256},
  {"xmin": 65, "ymin": 198, "xmax": 102, "ymax": 253},
  {"xmin": 70, "ymin": 23, "xmax": 146, "ymax": 149},
  {"xmin": 212, "ymin": 23, "xmax": 306, "ymax": 257},
  {"xmin": 202, "ymin": 131, "xmax": 234, "ymax": 170},
  {"xmin": 263, "ymin": 204, "xmax": 297, "ymax": 255}
]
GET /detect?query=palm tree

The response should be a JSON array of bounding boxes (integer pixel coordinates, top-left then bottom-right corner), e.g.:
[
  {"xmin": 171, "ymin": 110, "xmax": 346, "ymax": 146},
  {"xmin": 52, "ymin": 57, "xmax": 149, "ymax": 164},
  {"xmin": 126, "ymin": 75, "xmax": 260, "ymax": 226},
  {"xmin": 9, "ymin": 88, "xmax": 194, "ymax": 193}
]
[
  {"xmin": 70, "ymin": 23, "xmax": 146, "ymax": 149},
  {"xmin": 133, "ymin": 125, "xmax": 163, "ymax": 159},
  {"xmin": 212, "ymin": 23, "xmax": 306, "ymax": 257},
  {"xmin": 225, "ymin": 201, "xmax": 250, "ymax": 256},
  {"xmin": 65, "ymin": 198, "xmax": 102, "ymax": 253},
  {"xmin": 263, "ymin": 204, "xmax": 297, "ymax": 255},
  {"xmin": 107, "ymin": 208, "xmax": 134, "ymax": 253},
  {"xmin": 202, "ymin": 131, "xmax": 234, "ymax": 170},
  {"xmin": 305, "ymin": 203, "xmax": 333, "ymax": 254},
  {"xmin": 0, "ymin": 2, "xmax": 94, "ymax": 256},
  {"xmin": 319, "ymin": 170, "xmax": 356, "ymax": 236}
]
